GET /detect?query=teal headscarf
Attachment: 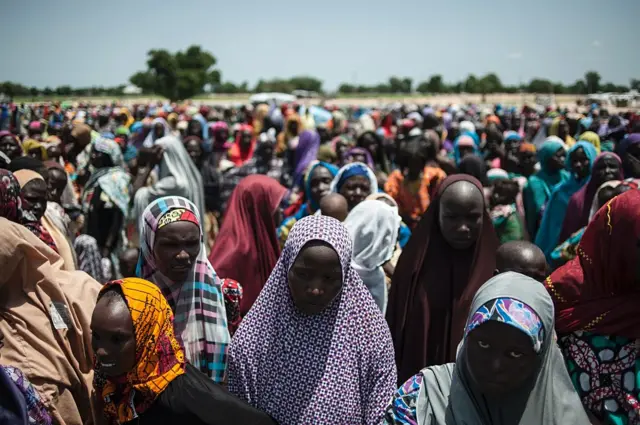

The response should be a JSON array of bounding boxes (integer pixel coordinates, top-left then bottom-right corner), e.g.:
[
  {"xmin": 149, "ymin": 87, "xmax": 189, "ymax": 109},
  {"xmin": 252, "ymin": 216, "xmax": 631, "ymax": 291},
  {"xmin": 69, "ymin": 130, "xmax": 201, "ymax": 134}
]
[{"xmin": 534, "ymin": 141, "xmax": 598, "ymax": 259}]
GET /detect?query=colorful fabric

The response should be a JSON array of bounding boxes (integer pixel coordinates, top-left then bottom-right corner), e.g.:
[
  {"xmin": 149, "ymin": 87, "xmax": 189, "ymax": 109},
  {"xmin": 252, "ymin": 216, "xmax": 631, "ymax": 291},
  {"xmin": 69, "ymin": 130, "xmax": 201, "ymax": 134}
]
[
  {"xmin": 466, "ymin": 297, "xmax": 544, "ymax": 353},
  {"xmin": 578, "ymin": 131, "xmax": 602, "ymax": 154},
  {"xmin": 559, "ymin": 332, "xmax": 640, "ymax": 425},
  {"xmin": 229, "ymin": 215, "xmax": 397, "ymax": 425},
  {"xmin": 73, "ymin": 234, "xmax": 105, "ymax": 283},
  {"xmin": 343, "ymin": 147, "xmax": 374, "ymax": 169},
  {"xmin": 94, "ymin": 278, "xmax": 186, "ymax": 424},
  {"xmin": 546, "ymin": 190, "xmax": 640, "ymax": 339},
  {"xmin": 490, "ymin": 203, "xmax": 525, "ymax": 244},
  {"xmin": 228, "ymin": 124, "xmax": 257, "ymax": 167},
  {"xmin": 137, "ymin": 196, "xmax": 230, "ymax": 382},
  {"xmin": 384, "ymin": 167, "xmax": 447, "ymax": 227},
  {"xmin": 452, "ymin": 134, "xmax": 480, "ymax": 165},
  {"xmin": 220, "ymin": 278, "xmax": 243, "ymax": 336},
  {"xmin": 21, "ymin": 138, "xmax": 48, "ymax": 160},
  {"xmin": 94, "ymin": 136, "xmax": 124, "ymax": 167},
  {"xmin": 2, "ymin": 365, "xmax": 52, "ymax": 425},
  {"xmin": 292, "ymin": 130, "xmax": 321, "ymax": 187}
]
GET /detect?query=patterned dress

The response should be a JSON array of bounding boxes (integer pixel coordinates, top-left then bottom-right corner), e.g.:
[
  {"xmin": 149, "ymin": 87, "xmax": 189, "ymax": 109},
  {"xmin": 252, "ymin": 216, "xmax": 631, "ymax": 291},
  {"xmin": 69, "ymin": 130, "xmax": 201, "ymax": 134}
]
[{"xmin": 560, "ymin": 331, "xmax": 640, "ymax": 425}]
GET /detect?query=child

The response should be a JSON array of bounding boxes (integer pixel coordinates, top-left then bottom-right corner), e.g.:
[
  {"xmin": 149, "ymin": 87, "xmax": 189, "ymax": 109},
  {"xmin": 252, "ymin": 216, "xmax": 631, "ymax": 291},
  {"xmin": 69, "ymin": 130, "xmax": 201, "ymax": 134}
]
[{"xmin": 490, "ymin": 178, "xmax": 526, "ymax": 244}]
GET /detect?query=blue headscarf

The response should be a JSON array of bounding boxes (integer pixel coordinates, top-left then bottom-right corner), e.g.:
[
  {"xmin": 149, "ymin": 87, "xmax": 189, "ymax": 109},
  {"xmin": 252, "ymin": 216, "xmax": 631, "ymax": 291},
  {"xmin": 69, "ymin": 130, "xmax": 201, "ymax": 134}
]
[
  {"xmin": 453, "ymin": 133, "xmax": 481, "ymax": 165},
  {"xmin": 330, "ymin": 162, "xmax": 378, "ymax": 195},
  {"xmin": 534, "ymin": 141, "xmax": 598, "ymax": 259},
  {"xmin": 303, "ymin": 161, "xmax": 339, "ymax": 212}
]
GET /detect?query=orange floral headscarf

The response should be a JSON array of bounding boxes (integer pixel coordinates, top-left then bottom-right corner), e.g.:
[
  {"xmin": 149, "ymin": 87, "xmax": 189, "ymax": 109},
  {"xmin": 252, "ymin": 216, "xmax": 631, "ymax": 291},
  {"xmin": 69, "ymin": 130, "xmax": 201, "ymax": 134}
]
[{"xmin": 94, "ymin": 278, "xmax": 186, "ymax": 424}]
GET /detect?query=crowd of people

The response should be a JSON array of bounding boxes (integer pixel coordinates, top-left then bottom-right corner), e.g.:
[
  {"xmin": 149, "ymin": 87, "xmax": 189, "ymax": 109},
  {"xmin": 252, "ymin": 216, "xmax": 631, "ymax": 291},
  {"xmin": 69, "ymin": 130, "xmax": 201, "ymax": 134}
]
[{"xmin": 0, "ymin": 99, "xmax": 639, "ymax": 424}]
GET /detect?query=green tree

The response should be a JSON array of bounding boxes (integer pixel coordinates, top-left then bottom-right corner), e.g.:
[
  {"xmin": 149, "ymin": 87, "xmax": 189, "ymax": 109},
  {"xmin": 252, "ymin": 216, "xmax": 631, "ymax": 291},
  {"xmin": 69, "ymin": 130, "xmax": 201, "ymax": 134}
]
[
  {"xmin": 43, "ymin": 87, "xmax": 54, "ymax": 96},
  {"xmin": 56, "ymin": 85, "xmax": 73, "ymax": 96},
  {"xmin": 29, "ymin": 87, "xmax": 39, "ymax": 97},
  {"xmin": 630, "ymin": 79, "xmax": 640, "ymax": 92},
  {"xmin": 288, "ymin": 76, "xmax": 323, "ymax": 93},
  {"xmin": 338, "ymin": 83, "xmax": 356, "ymax": 94},
  {"xmin": 130, "ymin": 45, "xmax": 221, "ymax": 101},
  {"xmin": 427, "ymin": 75, "xmax": 444, "ymax": 93},
  {"xmin": 527, "ymin": 78, "xmax": 553, "ymax": 93},
  {"xmin": 568, "ymin": 80, "xmax": 587, "ymax": 95},
  {"xmin": 463, "ymin": 75, "xmax": 479, "ymax": 93},
  {"xmin": 584, "ymin": 71, "xmax": 601, "ymax": 94},
  {"xmin": 480, "ymin": 73, "xmax": 503, "ymax": 93},
  {"xmin": 401, "ymin": 77, "xmax": 412, "ymax": 93}
]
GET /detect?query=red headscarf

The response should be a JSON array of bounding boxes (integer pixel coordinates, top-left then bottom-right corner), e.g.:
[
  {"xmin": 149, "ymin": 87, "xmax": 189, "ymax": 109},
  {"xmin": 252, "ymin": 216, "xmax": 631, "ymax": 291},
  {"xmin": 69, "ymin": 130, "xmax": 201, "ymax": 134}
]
[
  {"xmin": 386, "ymin": 175, "xmax": 498, "ymax": 384},
  {"xmin": 209, "ymin": 175, "xmax": 286, "ymax": 315},
  {"xmin": 227, "ymin": 124, "xmax": 256, "ymax": 166},
  {"xmin": 546, "ymin": 189, "xmax": 640, "ymax": 338}
]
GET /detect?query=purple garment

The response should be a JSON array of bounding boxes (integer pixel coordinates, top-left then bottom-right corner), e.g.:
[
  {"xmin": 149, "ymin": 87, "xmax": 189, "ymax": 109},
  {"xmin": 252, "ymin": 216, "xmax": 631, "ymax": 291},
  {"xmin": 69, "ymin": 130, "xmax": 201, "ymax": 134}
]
[
  {"xmin": 293, "ymin": 130, "xmax": 321, "ymax": 187},
  {"xmin": 617, "ymin": 133, "xmax": 640, "ymax": 178},
  {"xmin": 228, "ymin": 215, "xmax": 397, "ymax": 425},
  {"xmin": 559, "ymin": 152, "xmax": 623, "ymax": 241},
  {"xmin": 343, "ymin": 146, "xmax": 374, "ymax": 169}
]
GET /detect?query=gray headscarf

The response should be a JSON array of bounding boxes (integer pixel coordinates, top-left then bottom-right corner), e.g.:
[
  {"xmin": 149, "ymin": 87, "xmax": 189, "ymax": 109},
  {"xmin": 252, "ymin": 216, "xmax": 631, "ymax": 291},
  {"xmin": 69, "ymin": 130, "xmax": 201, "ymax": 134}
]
[
  {"xmin": 132, "ymin": 136, "xmax": 206, "ymax": 237},
  {"xmin": 416, "ymin": 272, "xmax": 589, "ymax": 424}
]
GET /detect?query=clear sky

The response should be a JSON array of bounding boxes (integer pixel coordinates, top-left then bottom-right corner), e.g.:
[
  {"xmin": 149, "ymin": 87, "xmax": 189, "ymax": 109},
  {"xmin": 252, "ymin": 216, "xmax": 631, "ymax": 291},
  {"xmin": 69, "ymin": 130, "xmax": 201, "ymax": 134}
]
[{"xmin": 1, "ymin": 0, "xmax": 638, "ymax": 91}]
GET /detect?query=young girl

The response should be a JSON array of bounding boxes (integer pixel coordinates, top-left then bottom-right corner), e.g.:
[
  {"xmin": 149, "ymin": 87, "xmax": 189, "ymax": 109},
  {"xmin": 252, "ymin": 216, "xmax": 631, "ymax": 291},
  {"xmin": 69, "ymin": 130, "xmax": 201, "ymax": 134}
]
[{"xmin": 490, "ymin": 178, "xmax": 526, "ymax": 244}]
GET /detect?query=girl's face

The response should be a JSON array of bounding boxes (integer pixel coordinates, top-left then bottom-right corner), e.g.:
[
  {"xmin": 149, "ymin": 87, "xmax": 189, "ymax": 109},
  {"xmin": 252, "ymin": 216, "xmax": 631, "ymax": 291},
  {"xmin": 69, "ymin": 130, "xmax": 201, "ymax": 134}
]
[
  {"xmin": 569, "ymin": 147, "xmax": 591, "ymax": 180},
  {"xmin": 339, "ymin": 175, "xmax": 371, "ymax": 211}
]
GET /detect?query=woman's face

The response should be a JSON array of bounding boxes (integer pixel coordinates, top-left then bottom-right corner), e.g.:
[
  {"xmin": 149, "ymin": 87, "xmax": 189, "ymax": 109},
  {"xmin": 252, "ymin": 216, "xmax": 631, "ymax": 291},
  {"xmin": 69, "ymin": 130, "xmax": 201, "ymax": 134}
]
[
  {"xmin": 349, "ymin": 153, "xmax": 367, "ymax": 164},
  {"xmin": 46, "ymin": 168, "xmax": 68, "ymax": 204},
  {"xmin": 518, "ymin": 151, "xmax": 537, "ymax": 177},
  {"xmin": 557, "ymin": 120, "xmax": 569, "ymax": 140},
  {"xmin": 153, "ymin": 220, "xmax": 201, "ymax": 282},
  {"xmin": 336, "ymin": 142, "xmax": 348, "ymax": 162},
  {"xmin": 546, "ymin": 147, "xmax": 566, "ymax": 172},
  {"xmin": 153, "ymin": 123, "xmax": 165, "ymax": 139},
  {"xmin": 361, "ymin": 135, "xmax": 378, "ymax": 156},
  {"xmin": 339, "ymin": 175, "xmax": 371, "ymax": 211},
  {"xmin": 569, "ymin": 147, "xmax": 591, "ymax": 180},
  {"xmin": 0, "ymin": 136, "xmax": 21, "ymax": 160},
  {"xmin": 592, "ymin": 155, "xmax": 621, "ymax": 186},
  {"xmin": 241, "ymin": 131, "xmax": 253, "ymax": 148},
  {"xmin": 21, "ymin": 179, "xmax": 48, "ymax": 221},
  {"xmin": 184, "ymin": 139, "xmax": 203, "ymax": 166},
  {"xmin": 90, "ymin": 149, "xmax": 111, "ymax": 169},
  {"xmin": 288, "ymin": 242, "xmax": 343, "ymax": 315},
  {"xmin": 91, "ymin": 292, "xmax": 136, "ymax": 377},
  {"xmin": 438, "ymin": 181, "xmax": 484, "ymax": 250},
  {"xmin": 309, "ymin": 166, "xmax": 333, "ymax": 207},
  {"xmin": 465, "ymin": 320, "xmax": 539, "ymax": 395}
]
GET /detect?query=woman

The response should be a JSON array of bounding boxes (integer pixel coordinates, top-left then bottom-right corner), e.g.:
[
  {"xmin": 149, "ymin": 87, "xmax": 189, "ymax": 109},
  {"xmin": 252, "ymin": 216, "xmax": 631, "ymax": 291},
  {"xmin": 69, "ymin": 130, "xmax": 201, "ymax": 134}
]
[
  {"xmin": 276, "ymin": 113, "xmax": 302, "ymax": 154},
  {"xmin": 344, "ymin": 199, "xmax": 400, "ymax": 312},
  {"xmin": 14, "ymin": 169, "xmax": 77, "ymax": 271},
  {"xmin": 452, "ymin": 134, "xmax": 480, "ymax": 166},
  {"xmin": 229, "ymin": 215, "xmax": 397, "ymax": 425},
  {"xmin": 384, "ymin": 272, "xmax": 590, "ymax": 425},
  {"xmin": 577, "ymin": 130, "xmax": 602, "ymax": 154},
  {"xmin": 81, "ymin": 137, "xmax": 131, "ymax": 275},
  {"xmin": 523, "ymin": 136, "xmax": 569, "ymax": 240},
  {"xmin": 386, "ymin": 175, "xmax": 499, "ymax": 384},
  {"xmin": 549, "ymin": 117, "xmax": 577, "ymax": 148},
  {"xmin": 458, "ymin": 154, "xmax": 489, "ymax": 187},
  {"xmin": 0, "ymin": 218, "xmax": 100, "ymax": 425},
  {"xmin": 278, "ymin": 161, "xmax": 339, "ymax": 245},
  {"xmin": 535, "ymin": 141, "xmax": 598, "ymax": 259},
  {"xmin": 343, "ymin": 146, "xmax": 374, "ymax": 169},
  {"xmin": 91, "ymin": 278, "xmax": 276, "ymax": 425},
  {"xmin": 291, "ymin": 130, "xmax": 321, "ymax": 187},
  {"xmin": 210, "ymin": 175, "xmax": 286, "ymax": 316},
  {"xmin": 227, "ymin": 124, "xmax": 256, "ymax": 167},
  {"xmin": 385, "ymin": 136, "xmax": 447, "ymax": 228},
  {"xmin": 0, "ymin": 364, "xmax": 52, "ymax": 425},
  {"xmin": 617, "ymin": 132, "xmax": 640, "ymax": 178},
  {"xmin": 559, "ymin": 152, "xmax": 623, "ymax": 241},
  {"xmin": 132, "ymin": 136, "xmax": 205, "ymax": 236},
  {"xmin": 142, "ymin": 117, "xmax": 171, "ymax": 147},
  {"xmin": 330, "ymin": 162, "xmax": 378, "ymax": 212},
  {"xmin": 21, "ymin": 138, "xmax": 48, "ymax": 161},
  {"xmin": 0, "ymin": 130, "xmax": 22, "ymax": 160},
  {"xmin": 546, "ymin": 190, "xmax": 640, "ymax": 424},
  {"xmin": 137, "ymin": 196, "xmax": 230, "ymax": 382}
]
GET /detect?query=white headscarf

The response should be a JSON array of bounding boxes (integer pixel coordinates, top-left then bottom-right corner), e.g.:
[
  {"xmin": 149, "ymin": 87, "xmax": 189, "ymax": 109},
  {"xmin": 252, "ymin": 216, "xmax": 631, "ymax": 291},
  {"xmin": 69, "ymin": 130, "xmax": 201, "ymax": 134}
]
[{"xmin": 344, "ymin": 200, "xmax": 400, "ymax": 312}]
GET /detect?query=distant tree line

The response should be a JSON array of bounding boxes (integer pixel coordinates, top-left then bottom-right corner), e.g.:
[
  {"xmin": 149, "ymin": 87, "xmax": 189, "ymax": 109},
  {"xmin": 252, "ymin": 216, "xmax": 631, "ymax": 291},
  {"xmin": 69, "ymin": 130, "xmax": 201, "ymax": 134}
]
[{"xmin": 2, "ymin": 44, "xmax": 639, "ymax": 101}]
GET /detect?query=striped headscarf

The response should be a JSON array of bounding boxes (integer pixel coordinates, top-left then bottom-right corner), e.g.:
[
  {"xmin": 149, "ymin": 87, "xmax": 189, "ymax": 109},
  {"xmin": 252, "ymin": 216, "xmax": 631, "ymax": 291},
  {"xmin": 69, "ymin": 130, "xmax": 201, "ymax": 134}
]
[
  {"xmin": 136, "ymin": 196, "xmax": 230, "ymax": 382},
  {"xmin": 94, "ymin": 278, "xmax": 186, "ymax": 424}
]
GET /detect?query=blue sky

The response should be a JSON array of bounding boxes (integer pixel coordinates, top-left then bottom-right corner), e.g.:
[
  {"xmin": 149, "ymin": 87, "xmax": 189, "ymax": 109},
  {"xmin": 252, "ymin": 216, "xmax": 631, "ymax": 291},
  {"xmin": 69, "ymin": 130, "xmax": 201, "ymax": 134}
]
[{"xmin": 1, "ymin": 0, "xmax": 638, "ymax": 90}]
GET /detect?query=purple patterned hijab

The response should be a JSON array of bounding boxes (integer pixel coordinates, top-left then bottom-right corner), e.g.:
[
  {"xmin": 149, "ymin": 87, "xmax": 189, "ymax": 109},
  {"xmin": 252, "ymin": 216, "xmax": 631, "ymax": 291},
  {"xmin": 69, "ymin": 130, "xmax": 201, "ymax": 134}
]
[
  {"xmin": 293, "ymin": 130, "xmax": 321, "ymax": 187},
  {"xmin": 228, "ymin": 215, "xmax": 397, "ymax": 425}
]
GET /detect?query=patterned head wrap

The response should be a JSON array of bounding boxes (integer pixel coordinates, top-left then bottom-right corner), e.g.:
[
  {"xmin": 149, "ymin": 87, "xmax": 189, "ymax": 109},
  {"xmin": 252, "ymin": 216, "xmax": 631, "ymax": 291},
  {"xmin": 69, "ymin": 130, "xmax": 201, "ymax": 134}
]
[
  {"xmin": 229, "ymin": 215, "xmax": 396, "ymax": 424},
  {"xmin": 136, "ymin": 196, "xmax": 230, "ymax": 382},
  {"xmin": 94, "ymin": 137, "xmax": 124, "ymax": 167},
  {"xmin": 94, "ymin": 278, "xmax": 186, "ymax": 424}
]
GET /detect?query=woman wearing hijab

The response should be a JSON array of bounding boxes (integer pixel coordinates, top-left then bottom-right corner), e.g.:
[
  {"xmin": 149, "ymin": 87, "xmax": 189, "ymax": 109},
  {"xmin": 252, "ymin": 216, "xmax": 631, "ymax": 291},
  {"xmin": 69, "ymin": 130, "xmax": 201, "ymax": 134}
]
[
  {"xmin": 344, "ymin": 199, "xmax": 400, "ymax": 312},
  {"xmin": 227, "ymin": 124, "xmax": 257, "ymax": 167},
  {"xmin": 276, "ymin": 113, "xmax": 302, "ymax": 154},
  {"xmin": 343, "ymin": 146, "xmax": 374, "ymax": 169},
  {"xmin": 535, "ymin": 141, "xmax": 599, "ymax": 259},
  {"xmin": 81, "ymin": 137, "xmax": 131, "ymax": 274},
  {"xmin": 210, "ymin": 175, "xmax": 286, "ymax": 316},
  {"xmin": 330, "ymin": 162, "xmax": 379, "ymax": 211},
  {"xmin": 452, "ymin": 134, "xmax": 480, "ymax": 166},
  {"xmin": 137, "ymin": 196, "xmax": 230, "ymax": 382},
  {"xmin": 229, "ymin": 215, "xmax": 397, "ymax": 425},
  {"xmin": 132, "ymin": 136, "xmax": 206, "ymax": 236},
  {"xmin": 617, "ymin": 133, "xmax": 640, "ymax": 178},
  {"xmin": 0, "ymin": 218, "xmax": 100, "ymax": 425},
  {"xmin": 386, "ymin": 175, "xmax": 499, "ymax": 384},
  {"xmin": 384, "ymin": 272, "xmax": 590, "ymax": 425},
  {"xmin": 559, "ymin": 152, "xmax": 623, "ymax": 241},
  {"xmin": 549, "ymin": 117, "xmax": 577, "ymax": 148},
  {"xmin": 21, "ymin": 138, "xmax": 48, "ymax": 161},
  {"xmin": 291, "ymin": 130, "xmax": 321, "ymax": 187},
  {"xmin": 577, "ymin": 130, "xmax": 602, "ymax": 154},
  {"xmin": 0, "ymin": 130, "xmax": 22, "ymax": 161},
  {"xmin": 546, "ymin": 190, "xmax": 640, "ymax": 424},
  {"xmin": 0, "ymin": 364, "xmax": 52, "ymax": 425},
  {"xmin": 523, "ymin": 136, "xmax": 570, "ymax": 240},
  {"xmin": 14, "ymin": 169, "xmax": 77, "ymax": 271},
  {"xmin": 142, "ymin": 117, "xmax": 171, "ymax": 147},
  {"xmin": 278, "ymin": 161, "xmax": 339, "ymax": 246},
  {"xmin": 91, "ymin": 278, "xmax": 276, "ymax": 425}
]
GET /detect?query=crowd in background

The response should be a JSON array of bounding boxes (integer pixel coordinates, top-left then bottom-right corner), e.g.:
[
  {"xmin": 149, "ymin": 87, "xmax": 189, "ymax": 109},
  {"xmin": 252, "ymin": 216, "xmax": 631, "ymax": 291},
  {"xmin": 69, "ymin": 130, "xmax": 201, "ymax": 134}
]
[{"xmin": 0, "ymin": 98, "xmax": 639, "ymax": 425}]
